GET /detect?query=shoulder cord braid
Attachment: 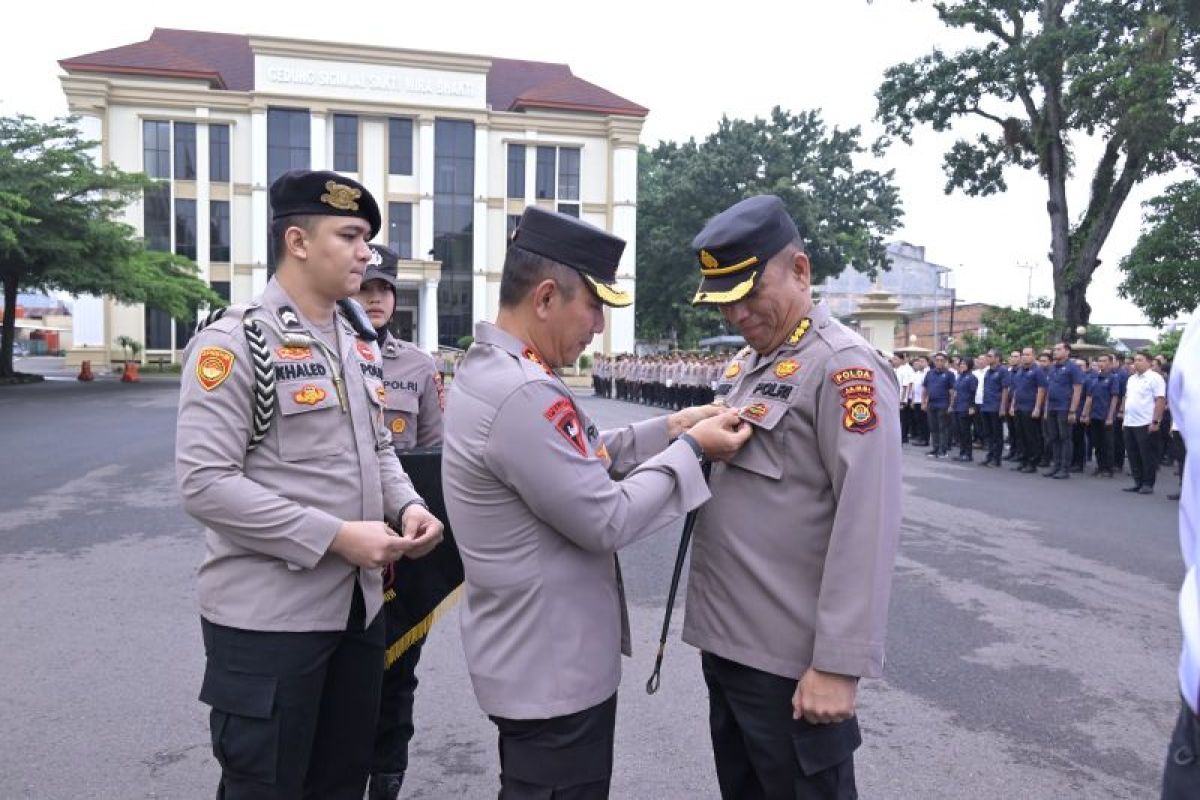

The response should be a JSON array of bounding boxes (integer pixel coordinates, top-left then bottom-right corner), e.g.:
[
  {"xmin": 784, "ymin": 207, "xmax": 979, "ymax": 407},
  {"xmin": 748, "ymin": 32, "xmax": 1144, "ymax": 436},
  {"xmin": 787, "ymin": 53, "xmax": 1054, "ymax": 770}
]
[{"xmin": 242, "ymin": 319, "xmax": 276, "ymax": 451}]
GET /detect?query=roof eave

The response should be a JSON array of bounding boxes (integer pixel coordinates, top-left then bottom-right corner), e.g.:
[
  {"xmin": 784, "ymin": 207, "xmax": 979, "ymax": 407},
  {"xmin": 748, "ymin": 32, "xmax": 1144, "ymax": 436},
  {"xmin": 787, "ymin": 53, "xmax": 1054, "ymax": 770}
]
[
  {"xmin": 511, "ymin": 98, "xmax": 648, "ymax": 118},
  {"xmin": 57, "ymin": 61, "xmax": 227, "ymax": 90}
]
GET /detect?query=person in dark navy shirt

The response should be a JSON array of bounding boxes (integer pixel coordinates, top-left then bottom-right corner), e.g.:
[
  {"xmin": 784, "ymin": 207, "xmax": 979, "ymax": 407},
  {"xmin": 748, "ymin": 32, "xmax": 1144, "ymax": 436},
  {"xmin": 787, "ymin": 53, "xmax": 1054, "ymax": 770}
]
[
  {"xmin": 1113, "ymin": 356, "xmax": 1133, "ymax": 471},
  {"xmin": 952, "ymin": 357, "xmax": 979, "ymax": 462},
  {"xmin": 979, "ymin": 349, "xmax": 1010, "ymax": 467},
  {"xmin": 1043, "ymin": 342, "xmax": 1085, "ymax": 479},
  {"xmin": 1082, "ymin": 353, "xmax": 1119, "ymax": 478},
  {"xmin": 1009, "ymin": 347, "xmax": 1048, "ymax": 473},
  {"xmin": 922, "ymin": 352, "xmax": 956, "ymax": 458}
]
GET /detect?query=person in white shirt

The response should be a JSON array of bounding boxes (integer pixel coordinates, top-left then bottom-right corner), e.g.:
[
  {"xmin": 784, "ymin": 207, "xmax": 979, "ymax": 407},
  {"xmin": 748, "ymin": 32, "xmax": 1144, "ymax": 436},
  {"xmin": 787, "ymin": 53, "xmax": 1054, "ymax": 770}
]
[
  {"xmin": 910, "ymin": 357, "xmax": 929, "ymax": 445},
  {"xmin": 892, "ymin": 353, "xmax": 916, "ymax": 444},
  {"xmin": 1162, "ymin": 307, "xmax": 1199, "ymax": 799},
  {"xmin": 1121, "ymin": 350, "xmax": 1168, "ymax": 494}
]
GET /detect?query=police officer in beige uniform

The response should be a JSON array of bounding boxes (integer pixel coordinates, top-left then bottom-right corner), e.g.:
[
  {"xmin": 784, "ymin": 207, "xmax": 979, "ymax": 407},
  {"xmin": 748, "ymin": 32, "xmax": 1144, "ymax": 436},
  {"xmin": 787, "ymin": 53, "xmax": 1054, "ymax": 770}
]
[
  {"xmin": 355, "ymin": 243, "xmax": 445, "ymax": 799},
  {"xmin": 685, "ymin": 195, "xmax": 902, "ymax": 799},
  {"xmin": 176, "ymin": 170, "xmax": 444, "ymax": 800},
  {"xmin": 442, "ymin": 207, "xmax": 751, "ymax": 799}
]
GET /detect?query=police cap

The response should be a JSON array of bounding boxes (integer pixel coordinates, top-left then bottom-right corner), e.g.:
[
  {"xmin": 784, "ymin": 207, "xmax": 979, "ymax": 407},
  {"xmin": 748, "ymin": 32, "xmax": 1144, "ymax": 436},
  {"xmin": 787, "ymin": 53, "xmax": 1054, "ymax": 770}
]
[
  {"xmin": 511, "ymin": 206, "xmax": 631, "ymax": 308},
  {"xmin": 270, "ymin": 169, "xmax": 381, "ymax": 239},
  {"xmin": 691, "ymin": 195, "xmax": 801, "ymax": 305},
  {"xmin": 364, "ymin": 243, "xmax": 399, "ymax": 290}
]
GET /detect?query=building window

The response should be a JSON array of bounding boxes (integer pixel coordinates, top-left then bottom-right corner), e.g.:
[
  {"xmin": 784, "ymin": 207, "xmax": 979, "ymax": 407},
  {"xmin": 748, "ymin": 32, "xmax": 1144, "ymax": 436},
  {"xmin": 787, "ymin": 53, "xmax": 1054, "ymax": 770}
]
[
  {"xmin": 210, "ymin": 200, "xmax": 231, "ymax": 262},
  {"xmin": 144, "ymin": 183, "xmax": 171, "ymax": 252},
  {"xmin": 388, "ymin": 203, "xmax": 413, "ymax": 259},
  {"xmin": 557, "ymin": 148, "xmax": 580, "ymax": 202},
  {"xmin": 210, "ymin": 280, "xmax": 231, "ymax": 302},
  {"xmin": 174, "ymin": 316, "xmax": 194, "ymax": 350},
  {"xmin": 433, "ymin": 119, "xmax": 475, "ymax": 347},
  {"xmin": 175, "ymin": 199, "xmax": 197, "ymax": 260},
  {"xmin": 507, "ymin": 144, "xmax": 525, "ymax": 199},
  {"xmin": 535, "ymin": 146, "xmax": 556, "ymax": 200},
  {"xmin": 507, "ymin": 214, "xmax": 521, "ymax": 239},
  {"xmin": 557, "ymin": 204, "xmax": 580, "ymax": 218},
  {"xmin": 388, "ymin": 118, "xmax": 413, "ymax": 175},
  {"xmin": 209, "ymin": 124, "xmax": 230, "ymax": 182},
  {"xmin": 174, "ymin": 122, "xmax": 196, "ymax": 180},
  {"xmin": 333, "ymin": 114, "xmax": 358, "ymax": 172},
  {"xmin": 145, "ymin": 307, "xmax": 173, "ymax": 350},
  {"xmin": 143, "ymin": 120, "xmax": 170, "ymax": 179},
  {"xmin": 267, "ymin": 108, "xmax": 310, "ymax": 182}
]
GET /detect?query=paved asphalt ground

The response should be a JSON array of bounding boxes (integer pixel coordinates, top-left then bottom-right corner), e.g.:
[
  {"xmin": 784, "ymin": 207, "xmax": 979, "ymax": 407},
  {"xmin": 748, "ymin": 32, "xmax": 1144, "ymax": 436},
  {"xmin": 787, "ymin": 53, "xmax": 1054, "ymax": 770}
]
[{"xmin": 0, "ymin": 371, "xmax": 1186, "ymax": 799}]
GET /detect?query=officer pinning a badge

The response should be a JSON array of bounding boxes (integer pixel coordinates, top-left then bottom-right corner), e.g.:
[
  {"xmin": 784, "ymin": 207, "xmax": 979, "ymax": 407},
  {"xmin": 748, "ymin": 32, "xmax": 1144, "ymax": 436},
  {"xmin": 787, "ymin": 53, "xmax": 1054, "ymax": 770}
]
[
  {"xmin": 685, "ymin": 195, "xmax": 902, "ymax": 799},
  {"xmin": 442, "ymin": 206, "xmax": 751, "ymax": 799},
  {"xmin": 176, "ymin": 169, "xmax": 444, "ymax": 799},
  {"xmin": 354, "ymin": 243, "xmax": 447, "ymax": 799}
]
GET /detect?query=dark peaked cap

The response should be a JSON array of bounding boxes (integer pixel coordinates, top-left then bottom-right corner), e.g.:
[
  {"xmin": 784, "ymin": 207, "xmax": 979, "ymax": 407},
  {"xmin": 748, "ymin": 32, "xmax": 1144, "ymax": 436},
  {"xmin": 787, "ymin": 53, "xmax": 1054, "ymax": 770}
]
[
  {"xmin": 270, "ymin": 169, "xmax": 382, "ymax": 240},
  {"xmin": 691, "ymin": 194, "xmax": 801, "ymax": 305},
  {"xmin": 364, "ymin": 243, "xmax": 399, "ymax": 289},
  {"xmin": 510, "ymin": 206, "xmax": 631, "ymax": 307}
]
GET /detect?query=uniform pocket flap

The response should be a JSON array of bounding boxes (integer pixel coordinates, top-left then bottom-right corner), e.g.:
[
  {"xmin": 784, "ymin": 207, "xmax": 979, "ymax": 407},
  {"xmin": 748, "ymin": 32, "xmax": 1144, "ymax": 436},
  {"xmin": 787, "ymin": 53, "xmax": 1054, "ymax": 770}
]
[
  {"xmin": 737, "ymin": 399, "xmax": 788, "ymax": 431},
  {"xmin": 384, "ymin": 391, "xmax": 419, "ymax": 413},
  {"xmin": 199, "ymin": 665, "xmax": 276, "ymax": 719},
  {"xmin": 278, "ymin": 380, "xmax": 339, "ymax": 415},
  {"xmin": 791, "ymin": 715, "xmax": 861, "ymax": 776}
]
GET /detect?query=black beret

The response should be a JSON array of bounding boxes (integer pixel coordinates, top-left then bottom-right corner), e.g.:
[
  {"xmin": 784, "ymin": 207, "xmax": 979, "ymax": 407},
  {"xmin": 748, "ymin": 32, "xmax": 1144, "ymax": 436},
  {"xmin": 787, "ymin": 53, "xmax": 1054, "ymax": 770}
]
[
  {"xmin": 269, "ymin": 169, "xmax": 381, "ymax": 240},
  {"xmin": 511, "ymin": 206, "xmax": 631, "ymax": 308},
  {"xmin": 691, "ymin": 195, "xmax": 801, "ymax": 305},
  {"xmin": 364, "ymin": 243, "xmax": 399, "ymax": 290}
]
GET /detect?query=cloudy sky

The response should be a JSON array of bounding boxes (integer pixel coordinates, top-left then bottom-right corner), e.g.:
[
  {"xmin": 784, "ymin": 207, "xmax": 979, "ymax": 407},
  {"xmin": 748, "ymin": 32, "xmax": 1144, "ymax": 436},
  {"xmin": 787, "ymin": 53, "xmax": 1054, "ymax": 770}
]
[{"xmin": 4, "ymin": 0, "xmax": 1184, "ymax": 335}]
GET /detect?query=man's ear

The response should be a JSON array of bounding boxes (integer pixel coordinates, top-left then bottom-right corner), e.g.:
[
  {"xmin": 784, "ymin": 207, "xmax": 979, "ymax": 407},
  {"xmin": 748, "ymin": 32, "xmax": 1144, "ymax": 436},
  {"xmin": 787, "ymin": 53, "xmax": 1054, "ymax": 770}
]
[
  {"xmin": 284, "ymin": 225, "xmax": 309, "ymax": 261},
  {"xmin": 531, "ymin": 278, "xmax": 559, "ymax": 320},
  {"xmin": 792, "ymin": 250, "xmax": 811, "ymax": 289}
]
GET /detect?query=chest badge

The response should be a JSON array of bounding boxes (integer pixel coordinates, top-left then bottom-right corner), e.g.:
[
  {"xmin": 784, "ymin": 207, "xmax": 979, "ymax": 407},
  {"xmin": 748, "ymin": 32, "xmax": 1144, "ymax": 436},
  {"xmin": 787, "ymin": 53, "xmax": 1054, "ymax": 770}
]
[
  {"xmin": 724, "ymin": 362, "xmax": 741, "ymax": 379},
  {"xmin": 390, "ymin": 417, "xmax": 407, "ymax": 434},
  {"xmin": 375, "ymin": 385, "xmax": 386, "ymax": 403},
  {"xmin": 775, "ymin": 359, "xmax": 800, "ymax": 379},
  {"xmin": 276, "ymin": 346, "xmax": 311, "ymax": 361},
  {"xmin": 356, "ymin": 341, "xmax": 376, "ymax": 362},
  {"xmin": 743, "ymin": 402, "xmax": 768, "ymax": 421},
  {"xmin": 293, "ymin": 384, "xmax": 326, "ymax": 405},
  {"xmin": 195, "ymin": 347, "xmax": 235, "ymax": 392}
]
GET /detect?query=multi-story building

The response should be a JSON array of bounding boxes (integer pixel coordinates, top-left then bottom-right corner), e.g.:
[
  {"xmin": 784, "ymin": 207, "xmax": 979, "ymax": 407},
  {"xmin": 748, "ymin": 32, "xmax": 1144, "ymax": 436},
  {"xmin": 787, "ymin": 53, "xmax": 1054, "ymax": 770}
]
[
  {"xmin": 816, "ymin": 241, "xmax": 952, "ymax": 318},
  {"xmin": 58, "ymin": 28, "xmax": 646, "ymax": 364}
]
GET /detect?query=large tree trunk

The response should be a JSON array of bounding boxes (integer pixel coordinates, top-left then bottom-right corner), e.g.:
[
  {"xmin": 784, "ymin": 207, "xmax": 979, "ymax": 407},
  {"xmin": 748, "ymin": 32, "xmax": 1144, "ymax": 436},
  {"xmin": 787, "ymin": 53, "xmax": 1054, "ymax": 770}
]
[
  {"xmin": 1, "ymin": 272, "xmax": 17, "ymax": 378},
  {"xmin": 1061, "ymin": 269, "xmax": 1092, "ymax": 343}
]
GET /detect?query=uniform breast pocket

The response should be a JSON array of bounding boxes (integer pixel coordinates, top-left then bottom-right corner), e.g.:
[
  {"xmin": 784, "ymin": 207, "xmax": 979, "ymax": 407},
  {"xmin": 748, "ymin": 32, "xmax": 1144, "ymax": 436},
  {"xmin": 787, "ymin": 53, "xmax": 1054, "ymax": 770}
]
[
  {"xmin": 730, "ymin": 398, "xmax": 790, "ymax": 480},
  {"xmin": 383, "ymin": 391, "xmax": 418, "ymax": 446},
  {"xmin": 276, "ymin": 379, "xmax": 346, "ymax": 461}
]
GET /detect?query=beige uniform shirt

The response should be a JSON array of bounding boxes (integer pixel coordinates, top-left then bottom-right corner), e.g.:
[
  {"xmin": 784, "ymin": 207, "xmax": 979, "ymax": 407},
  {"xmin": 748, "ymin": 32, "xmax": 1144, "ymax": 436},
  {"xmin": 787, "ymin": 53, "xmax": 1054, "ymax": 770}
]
[
  {"xmin": 378, "ymin": 330, "xmax": 444, "ymax": 451},
  {"xmin": 176, "ymin": 279, "xmax": 421, "ymax": 632},
  {"xmin": 443, "ymin": 322, "xmax": 711, "ymax": 719},
  {"xmin": 683, "ymin": 302, "xmax": 901, "ymax": 680}
]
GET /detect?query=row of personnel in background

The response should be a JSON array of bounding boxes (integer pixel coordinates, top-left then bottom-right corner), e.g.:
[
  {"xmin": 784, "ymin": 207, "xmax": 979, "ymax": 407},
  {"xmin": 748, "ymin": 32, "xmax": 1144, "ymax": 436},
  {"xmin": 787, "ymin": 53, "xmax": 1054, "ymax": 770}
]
[
  {"xmin": 176, "ymin": 176, "xmax": 900, "ymax": 800},
  {"xmin": 892, "ymin": 344, "xmax": 1184, "ymax": 496},
  {"xmin": 592, "ymin": 353, "xmax": 723, "ymax": 408}
]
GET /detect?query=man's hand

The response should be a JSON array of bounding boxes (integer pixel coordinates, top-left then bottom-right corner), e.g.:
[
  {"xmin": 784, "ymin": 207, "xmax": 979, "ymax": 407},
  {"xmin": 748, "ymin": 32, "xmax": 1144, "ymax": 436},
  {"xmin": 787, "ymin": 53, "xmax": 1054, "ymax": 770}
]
[
  {"xmin": 1032, "ymin": 408, "xmax": 1041, "ymax": 420},
  {"xmin": 1068, "ymin": 411, "xmax": 1077, "ymax": 425},
  {"xmin": 329, "ymin": 520, "xmax": 414, "ymax": 569},
  {"xmin": 792, "ymin": 668, "xmax": 858, "ymax": 724},
  {"xmin": 399, "ymin": 504, "xmax": 444, "ymax": 559},
  {"xmin": 687, "ymin": 410, "xmax": 753, "ymax": 462},
  {"xmin": 668, "ymin": 404, "xmax": 722, "ymax": 440}
]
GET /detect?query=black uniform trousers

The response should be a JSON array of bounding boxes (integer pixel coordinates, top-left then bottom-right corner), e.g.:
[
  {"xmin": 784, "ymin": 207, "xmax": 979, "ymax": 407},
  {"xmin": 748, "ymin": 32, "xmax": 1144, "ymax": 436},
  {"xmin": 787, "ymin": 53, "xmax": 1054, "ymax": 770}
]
[
  {"xmin": 956, "ymin": 412, "xmax": 975, "ymax": 459},
  {"xmin": 199, "ymin": 583, "xmax": 384, "ymax": 800},
  {"xmin": 1162, "ymin": 699, "xmax": 1200, "ymax": 799},
  {"xmin": 702, "ymin": 653, "xmax": 860, "ymax": 800},
  {"xmin": 1044, "ymin": 411, "xmax": 1073, "ymax": 474},
  {"xmin": 1015, "ymin": 411, "xmax": 1043, "ymax": 468},
  {"xmin": 1125, "ymin": 424, "xmax": 1163, "ymax": 488},
  {"xmin": 899, "ymin": 402, "xmax": 912, "ymax": 443},
  {"xmin": 927, "ymin": 407, "xmax": 950, "ymax": 455},
  {"xmin": 1088, "ymin": 418, "xmax": 1114, "ymax": 473},
  {"xmin": 371, "ymin": 633, "xmax": 427, "ymax": 777},
  {"xmin": 489, "ymin": 694, "xmax": 617, "ymax": 799},
  {"xmin": 1113, "ymin": 416, "xmax": 1126, "ymax": 468},
  {"xmin": 980, "ymin": 411, "xmax": 1003, "ymax": 463}
]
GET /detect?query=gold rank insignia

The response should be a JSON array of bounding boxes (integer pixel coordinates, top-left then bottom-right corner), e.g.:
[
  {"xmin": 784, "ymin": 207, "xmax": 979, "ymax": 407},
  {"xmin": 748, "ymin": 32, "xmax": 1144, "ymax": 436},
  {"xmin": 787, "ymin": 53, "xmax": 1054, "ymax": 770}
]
[
  {"xmin": 786, "ymin": 318, "xmax": 811, "ymax": 346},
  {"xmin": 293, "ymin": 384, "xmax": 327, "ymax": 405},
  {"xmin": 391, "ymin": 417, "xmax": 407, "ymax": 434},
  {"xmin": 699, "ymin": 250, "xmax": 719, "ymax": 270},
  {"xmin": 724, "ymin": 362, "xmax": 741, "ymax": 379},
  {"xmin": 375, "ymin": 385, "xmax": 386, "ymax": 403},
  {"xmin": 321, "ymin": 181, "xmax": 361, "ymax": 211},
  {"xmin": 196, "ymin": 346, "xmax": 234, "ymax": 392},
  {"xmin": 775, "ymin": 359, "xmax": 800, "ymax": 379},
  {"xmin": 275, "ymin": 346, "xmax": 311, "ymax": 361},
  {"xmin": 743, "ymin": 402, "xmax": 768, "ymax": 420},
  {"xmin": 523, "ymin": 347, "xmax": 553, "ymax": 375}
]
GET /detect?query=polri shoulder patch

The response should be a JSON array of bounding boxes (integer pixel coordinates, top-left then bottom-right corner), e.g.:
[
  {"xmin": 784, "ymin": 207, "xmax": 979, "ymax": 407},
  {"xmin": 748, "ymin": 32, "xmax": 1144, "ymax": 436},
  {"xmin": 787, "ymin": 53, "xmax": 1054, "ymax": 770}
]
[{"xmin": 196, "ymin": 346, "xmax": 235, "ymax": 391}]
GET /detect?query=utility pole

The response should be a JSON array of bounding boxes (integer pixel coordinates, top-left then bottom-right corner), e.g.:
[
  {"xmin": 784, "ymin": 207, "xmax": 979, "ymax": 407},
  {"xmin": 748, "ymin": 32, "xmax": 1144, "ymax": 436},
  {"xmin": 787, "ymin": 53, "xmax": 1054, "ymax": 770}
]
[{"xmin": 1015, "ymin": 262, "xmax": 1035, "ymax": 309}]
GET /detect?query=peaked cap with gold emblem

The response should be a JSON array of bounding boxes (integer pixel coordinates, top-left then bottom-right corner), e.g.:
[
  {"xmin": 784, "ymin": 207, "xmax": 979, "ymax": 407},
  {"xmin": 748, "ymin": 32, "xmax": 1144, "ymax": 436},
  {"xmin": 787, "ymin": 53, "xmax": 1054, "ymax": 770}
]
[
  {"xmin": 269, "ymin": 169, "xmax": 381, "ymax": 239},
  {"xmin": 691, "ymin": 194, "xmax": 801, "ymax": 305},
  {"xmin": 510, "ymin": 206, "xmax": 631, "ymax": 308}
]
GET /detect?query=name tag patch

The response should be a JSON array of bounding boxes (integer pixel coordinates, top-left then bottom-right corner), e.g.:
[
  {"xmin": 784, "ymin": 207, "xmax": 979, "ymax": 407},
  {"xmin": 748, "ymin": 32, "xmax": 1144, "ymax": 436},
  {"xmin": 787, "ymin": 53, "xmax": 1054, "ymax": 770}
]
[{"xmin": 275, "ymin": 362, "xmax": 328, "ymax": 382}]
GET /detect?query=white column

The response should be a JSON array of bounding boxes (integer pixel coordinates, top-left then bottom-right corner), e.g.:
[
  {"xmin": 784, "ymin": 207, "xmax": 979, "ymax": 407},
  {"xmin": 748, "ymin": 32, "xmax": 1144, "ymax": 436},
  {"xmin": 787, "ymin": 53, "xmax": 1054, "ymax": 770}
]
[
  {"xmin": 420, "ymin": 278, "xmax": 439, "ymax": 351},
  {"xmin": 72, "ymin": 113, "xmax": 106, "ymax": 348},
  {"xmin": 417, "ymin": 119, "xmax": 435, "ymax": 260},
  {"xmin": 250, "ymin": 109, "xmax": 268, "ymax": 295},
  {"xmin": 471, "ymin": 124, "xmax": 489, "ymax": 323},
  {"xmin": 524, "ymin": 130, "xmax": 537, "ymax": 204},
  {"xmin": 195, "ymin": 109, "xmax": 211, "ymax": 287},
  {"xmin": 608, "ymin": 145, "xmax": 638, "ymax": 354},
  {"xmin": 309, "ymin": 111, "xmax": 327, "ymax": 171}
]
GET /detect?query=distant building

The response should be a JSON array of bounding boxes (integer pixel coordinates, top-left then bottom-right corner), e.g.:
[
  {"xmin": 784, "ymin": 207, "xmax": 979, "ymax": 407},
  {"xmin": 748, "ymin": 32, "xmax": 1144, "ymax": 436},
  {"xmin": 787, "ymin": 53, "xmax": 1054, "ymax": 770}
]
[
  {"xmin": 1, "ymin": 294, "xmax": 73, "ymax": 354},
  {"xmin": 895, "ymin": 302, "xmax": 997, "ymax": 353},
  {"xmin": 1114, "ymin": 337, "xmax": 1154, "ymax": 354},
  {"xmin": 817, "ymin": 241, "xmax": 952, "ymax": 317}
]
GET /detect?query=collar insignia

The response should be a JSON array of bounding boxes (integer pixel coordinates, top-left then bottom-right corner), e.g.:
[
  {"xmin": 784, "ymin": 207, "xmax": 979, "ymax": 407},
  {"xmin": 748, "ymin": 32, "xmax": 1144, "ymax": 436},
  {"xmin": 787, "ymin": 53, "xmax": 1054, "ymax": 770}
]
[
  {"xmin": 786, "ymin": 318, "xmax": 811, "ymax": 346},
  {"xmin": 775, "ymin": 359, "xmax": 800, "ymax": 379}
]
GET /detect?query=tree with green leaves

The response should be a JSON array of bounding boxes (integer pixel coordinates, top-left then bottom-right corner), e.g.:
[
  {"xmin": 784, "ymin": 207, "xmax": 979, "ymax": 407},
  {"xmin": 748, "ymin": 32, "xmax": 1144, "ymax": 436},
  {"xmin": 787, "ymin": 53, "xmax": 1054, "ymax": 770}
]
[
  {"xmin": 1118, "ymin": 178, "xmax": 1200, "ymax": 325},
  {"xmin": 957, "ymin": 299, "xmax": 1112, "ymax": 355},
  {"xmin": 0, "ymin": 115, "xmax": 222, "ymax": 378},
  {"xmin": 876, "ymin": 0, "xmax": 1200, "ymax": 341},
  {"xmin": 637, "ymin": 108, "xmax": 903, "ymax": 347}
]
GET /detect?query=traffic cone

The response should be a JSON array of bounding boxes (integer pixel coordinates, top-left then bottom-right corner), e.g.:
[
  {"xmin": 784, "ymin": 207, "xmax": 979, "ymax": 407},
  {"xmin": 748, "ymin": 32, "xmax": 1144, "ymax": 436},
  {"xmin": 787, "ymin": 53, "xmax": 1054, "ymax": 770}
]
[
  {"xmin": 77, "ymin": 360, "xmax": 94, "ymax": 382},
  {"xmin": 121, "ymin": 361, "xmax": 141, "ymax": 383}
]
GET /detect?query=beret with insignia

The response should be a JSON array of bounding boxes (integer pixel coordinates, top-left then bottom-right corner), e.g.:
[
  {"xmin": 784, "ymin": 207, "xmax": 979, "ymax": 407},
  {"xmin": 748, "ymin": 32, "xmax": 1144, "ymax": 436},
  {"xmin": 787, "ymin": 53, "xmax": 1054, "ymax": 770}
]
[
  {"xmin": 691, "ymin": 194, "xmax": 801, "ymax": 306},
  {"xmin": 510, "ymin": 206, "xmax": 631, "ymax": 308},
  {"xmin": 270, "ymin": 169, "xmax": 381, "ymax": 239},
  {"xmin": 364, "ymin": 243, "xmax": 399, "ymax": 290}
]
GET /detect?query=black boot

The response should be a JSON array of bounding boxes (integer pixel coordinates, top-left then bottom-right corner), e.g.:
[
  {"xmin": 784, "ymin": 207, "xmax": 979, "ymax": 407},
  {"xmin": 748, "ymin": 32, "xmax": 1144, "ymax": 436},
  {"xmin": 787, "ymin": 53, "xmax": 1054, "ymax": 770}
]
[{"xmin": 369, "ymin": 772, "xmax": 404, "ymax": 800}]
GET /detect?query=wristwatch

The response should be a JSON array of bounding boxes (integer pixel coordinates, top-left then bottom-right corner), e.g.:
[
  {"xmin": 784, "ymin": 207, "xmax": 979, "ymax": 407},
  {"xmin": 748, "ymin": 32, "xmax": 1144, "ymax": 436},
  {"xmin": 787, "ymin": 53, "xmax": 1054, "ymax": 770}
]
[{"xmin": 678, "ymin": 431, "xmax": 705, "ymax": 462}]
